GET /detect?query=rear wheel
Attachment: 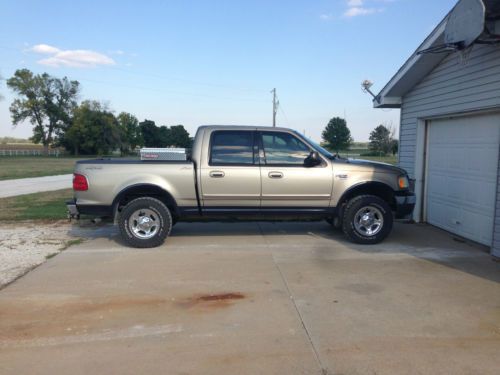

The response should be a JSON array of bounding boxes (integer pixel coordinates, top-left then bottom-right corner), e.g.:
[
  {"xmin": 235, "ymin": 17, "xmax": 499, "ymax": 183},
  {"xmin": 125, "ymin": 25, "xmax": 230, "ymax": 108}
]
[
  {"xmin": 342, "ymin": 195, "xmax": 392, "ymax": 244},
  {"xmin": 118, "ymin": 197, "xmax": 172, "ymax": 248}
]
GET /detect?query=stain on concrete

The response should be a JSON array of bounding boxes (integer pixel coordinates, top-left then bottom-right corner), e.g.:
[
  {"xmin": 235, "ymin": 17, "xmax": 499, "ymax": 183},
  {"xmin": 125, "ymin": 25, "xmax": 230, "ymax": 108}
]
[
  {"xmin": 176, "ymin": 292, "xmax": 246, "ymax": 309},
  {"xmin": 0, "ymin": 293, "xmax": 245, "ymax": 343}
]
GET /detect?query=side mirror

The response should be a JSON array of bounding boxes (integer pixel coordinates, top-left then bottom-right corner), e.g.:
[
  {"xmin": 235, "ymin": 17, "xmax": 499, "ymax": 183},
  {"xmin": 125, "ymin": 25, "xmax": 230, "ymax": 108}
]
[{"xmin": 304, "ymin": 151, "xmax": 321, "ymax": 167}]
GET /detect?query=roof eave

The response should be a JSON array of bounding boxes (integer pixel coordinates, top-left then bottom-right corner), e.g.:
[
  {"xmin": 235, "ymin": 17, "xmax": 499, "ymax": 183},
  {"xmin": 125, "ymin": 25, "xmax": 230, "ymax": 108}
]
[{"xmin": 374, "ymin": 19, "xmax": 448, "ymax": 109}]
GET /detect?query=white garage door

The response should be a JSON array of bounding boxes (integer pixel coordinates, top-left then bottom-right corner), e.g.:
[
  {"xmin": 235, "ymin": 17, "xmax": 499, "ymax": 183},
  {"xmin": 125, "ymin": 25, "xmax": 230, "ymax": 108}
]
[{"xmin": 427, "ymin": 113, "xmax": 500, "ymax": 246}]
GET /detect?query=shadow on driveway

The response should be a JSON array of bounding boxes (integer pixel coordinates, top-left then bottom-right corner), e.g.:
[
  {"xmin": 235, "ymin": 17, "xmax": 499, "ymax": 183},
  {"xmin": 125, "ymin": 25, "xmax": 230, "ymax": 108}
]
[{"xmin": 68, "ymin": 220, "xmax": 500, "ymax": 284}]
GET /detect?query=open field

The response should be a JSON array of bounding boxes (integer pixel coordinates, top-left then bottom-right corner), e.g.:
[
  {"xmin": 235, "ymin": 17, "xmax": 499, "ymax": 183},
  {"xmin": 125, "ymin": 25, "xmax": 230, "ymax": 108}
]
[{"xmin": 0, "ymin": 189, "xmax": 73, "ymax": 220}]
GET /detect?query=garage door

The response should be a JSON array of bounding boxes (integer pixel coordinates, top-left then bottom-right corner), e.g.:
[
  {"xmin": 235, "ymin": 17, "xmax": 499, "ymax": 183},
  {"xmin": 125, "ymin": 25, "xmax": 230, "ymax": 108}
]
[{"xmin": 426, "ymin": 113, "xmax": 500, "ymax": 246}]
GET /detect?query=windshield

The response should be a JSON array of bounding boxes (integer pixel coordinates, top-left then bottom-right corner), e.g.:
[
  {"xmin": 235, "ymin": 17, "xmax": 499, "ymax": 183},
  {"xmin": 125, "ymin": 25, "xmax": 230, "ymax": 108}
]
[{"xmin": 293, "ymin": 131, "xmax": 334, "ymax": 159}]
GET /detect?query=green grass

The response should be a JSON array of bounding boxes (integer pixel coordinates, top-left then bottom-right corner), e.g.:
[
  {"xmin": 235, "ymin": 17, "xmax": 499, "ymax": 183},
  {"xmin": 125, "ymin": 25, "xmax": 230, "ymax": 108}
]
[
  {"xmin": 0, "ymin": 189, "xmax": 74, "ymax": 220},
  {"xmin": 0, "ymin": 157, "xmax": 79, "ymax": 180}
]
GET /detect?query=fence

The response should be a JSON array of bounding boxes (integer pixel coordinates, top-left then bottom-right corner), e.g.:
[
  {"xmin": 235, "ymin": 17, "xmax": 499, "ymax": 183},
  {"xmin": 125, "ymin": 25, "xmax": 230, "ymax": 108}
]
[{"xmin": 0, "ymin": 149, "xmax": 62, "ymax": 157}]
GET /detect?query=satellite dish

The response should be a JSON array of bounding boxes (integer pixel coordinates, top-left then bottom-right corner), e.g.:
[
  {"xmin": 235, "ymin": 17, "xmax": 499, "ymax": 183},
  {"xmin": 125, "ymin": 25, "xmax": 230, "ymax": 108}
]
[{"xmin": 444, "ymin": 0, "xmax": 486, "ymax": 48}]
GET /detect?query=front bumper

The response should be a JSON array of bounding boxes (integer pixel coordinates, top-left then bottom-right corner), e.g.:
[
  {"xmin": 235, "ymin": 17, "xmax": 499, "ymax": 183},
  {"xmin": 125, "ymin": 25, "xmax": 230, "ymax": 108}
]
[{"xmin": 394, "ymin": 192, "xmax": 416, "ymax": 219}]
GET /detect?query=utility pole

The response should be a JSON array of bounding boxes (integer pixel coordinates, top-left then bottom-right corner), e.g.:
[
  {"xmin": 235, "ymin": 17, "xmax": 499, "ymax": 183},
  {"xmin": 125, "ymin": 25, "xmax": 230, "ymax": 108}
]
[{"xmin": 271, "ymin": 88, "xmax": 279, "ymax": 127}]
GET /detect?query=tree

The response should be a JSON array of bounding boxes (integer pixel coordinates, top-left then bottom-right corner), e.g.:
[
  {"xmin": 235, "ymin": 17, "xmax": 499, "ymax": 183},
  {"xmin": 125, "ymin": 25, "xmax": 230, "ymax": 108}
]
[
  {"xmin": 139, "ymin": 119, "xmax": 159, "ymax": 147},
  {"xmin": 168, "ymin": 125, "xmax": 191, "ymax": 148},
  {"xmin": 117, "ymin": 112, "xmax": 143, "ymax": 155},
  {"xmin": 369, "ymin": 124, "xmax": 393, "ymax": 155},
  {"xmin": 63, "ymin": 101, "xmax": 121, "ymax": 155},
  {"xmin": 7, "ymin": 69, "xmax": 79, "ymax": 154},
  {"xmin": 322, "ymin": 117, "xmax": 353, "ymax": 152},
  {"xmin": 391, "ymin": 139, "xmax": 399, "ymax": 156}
]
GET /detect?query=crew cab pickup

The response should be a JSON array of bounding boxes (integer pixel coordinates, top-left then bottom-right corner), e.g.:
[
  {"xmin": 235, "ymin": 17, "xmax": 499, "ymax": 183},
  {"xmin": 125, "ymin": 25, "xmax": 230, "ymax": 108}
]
[{"xmin": 67, "ymin": 125, "xmax": 415, "ymax": 248}]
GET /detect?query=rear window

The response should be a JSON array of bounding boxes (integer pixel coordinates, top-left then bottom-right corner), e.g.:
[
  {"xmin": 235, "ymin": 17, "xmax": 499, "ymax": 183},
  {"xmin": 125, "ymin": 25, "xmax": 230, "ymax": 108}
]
[{"xmin": 209, "ymin": 131, "xmax": 255, "ymax": 165}]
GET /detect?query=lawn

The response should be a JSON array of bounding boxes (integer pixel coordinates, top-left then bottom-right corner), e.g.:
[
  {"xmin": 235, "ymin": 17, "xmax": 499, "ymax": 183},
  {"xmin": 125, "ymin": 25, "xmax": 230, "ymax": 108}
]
[
  {"xmin": 0, "ymin": 157, "xmax": 79, "ymax": 180},
  {"xmin": 0, "ymin": 189, "xmax": 73, "ymax": 220}
]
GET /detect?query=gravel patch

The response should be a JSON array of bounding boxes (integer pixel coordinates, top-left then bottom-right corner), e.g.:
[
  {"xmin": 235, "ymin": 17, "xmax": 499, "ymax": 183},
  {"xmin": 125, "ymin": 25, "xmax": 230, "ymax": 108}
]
[{"xmin": 0, "ymin": 220, "xmax": 83, "ymax": 289}]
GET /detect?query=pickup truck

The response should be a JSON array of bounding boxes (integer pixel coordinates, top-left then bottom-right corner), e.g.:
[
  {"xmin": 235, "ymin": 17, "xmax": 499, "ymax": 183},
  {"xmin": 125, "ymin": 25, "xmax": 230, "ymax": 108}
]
[{"xmin": 67, "ymin": 125, "xmax": 415, "ymax": 248}]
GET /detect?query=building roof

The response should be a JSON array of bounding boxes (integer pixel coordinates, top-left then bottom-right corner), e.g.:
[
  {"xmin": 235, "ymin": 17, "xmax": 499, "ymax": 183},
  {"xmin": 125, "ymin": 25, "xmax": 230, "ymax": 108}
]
[{"xmin": 374, "ymin": 0, "xmax": 500, "ymax": 109}]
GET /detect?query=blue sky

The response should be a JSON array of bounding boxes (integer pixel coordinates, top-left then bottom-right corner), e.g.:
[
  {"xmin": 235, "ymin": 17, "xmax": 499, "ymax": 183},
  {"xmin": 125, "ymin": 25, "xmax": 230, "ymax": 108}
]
[{"xmin": 0, "ymin": 0, "xmax": 457, "ymax": 142}]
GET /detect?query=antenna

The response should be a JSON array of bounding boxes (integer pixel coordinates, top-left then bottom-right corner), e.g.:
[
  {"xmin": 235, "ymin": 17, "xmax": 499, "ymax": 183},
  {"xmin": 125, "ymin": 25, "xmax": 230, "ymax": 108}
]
[{"xmin": 361, "ymin": 80, "xmax": 379, "ymax": 103}]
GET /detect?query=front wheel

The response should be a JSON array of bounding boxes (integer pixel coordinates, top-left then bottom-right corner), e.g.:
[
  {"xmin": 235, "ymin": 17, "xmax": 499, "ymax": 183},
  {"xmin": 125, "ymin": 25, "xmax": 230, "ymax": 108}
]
[
  {"xmin": 118, "ymin": 197, "xmax": 172, "ymax": 248},
  {"xmin": 342, "ymin": 195, "xmax": 393, "ymax": 244}
]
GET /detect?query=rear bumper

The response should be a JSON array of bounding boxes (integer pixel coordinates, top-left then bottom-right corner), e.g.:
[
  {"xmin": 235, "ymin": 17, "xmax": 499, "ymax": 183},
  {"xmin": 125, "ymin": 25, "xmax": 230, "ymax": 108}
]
[
  {"xmin": 66, "ymin": 199, "xmax": 113, "ymax": 219},
  {"xmin": 394, "ymin": 192, "xmax": 416, "ymax": 219},
  {"xmin": 66, "ymin": 199, "xmax": 79, "ymax": 219}
]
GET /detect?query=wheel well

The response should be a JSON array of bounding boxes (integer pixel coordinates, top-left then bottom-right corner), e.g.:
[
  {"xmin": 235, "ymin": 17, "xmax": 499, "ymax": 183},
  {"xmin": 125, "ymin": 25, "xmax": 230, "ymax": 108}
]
[
  {"xmin": 113, "ymin": 184, "xmax": 179, "ymax": 218},
  {"xmin": 337, "ymin": 183, "xmax": 396, "ymax": 215}
]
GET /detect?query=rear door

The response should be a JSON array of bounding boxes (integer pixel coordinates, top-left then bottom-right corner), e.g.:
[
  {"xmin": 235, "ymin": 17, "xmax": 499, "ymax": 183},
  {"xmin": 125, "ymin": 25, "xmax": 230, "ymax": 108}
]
[
  {"xmin": 200, "ymin": 130, "xmax": 261, "ymax": 208},
  {"xmin": 259, "ymin": 131, "xmax": 333, "ymax": 209}
]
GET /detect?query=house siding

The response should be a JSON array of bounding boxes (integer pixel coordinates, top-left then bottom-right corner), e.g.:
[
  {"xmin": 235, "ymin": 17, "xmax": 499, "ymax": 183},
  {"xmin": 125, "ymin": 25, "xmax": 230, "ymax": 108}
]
[
  {"xmin": 399, "ymin": 44, "xmax": 500, "ymax": 256},
  {"xmin": 400, "ymin": 45, "xmax": 500, "ymax": 177},
  {"xmin": 493, "ymin": 147, "xmax": 500, "ymax": 258}
]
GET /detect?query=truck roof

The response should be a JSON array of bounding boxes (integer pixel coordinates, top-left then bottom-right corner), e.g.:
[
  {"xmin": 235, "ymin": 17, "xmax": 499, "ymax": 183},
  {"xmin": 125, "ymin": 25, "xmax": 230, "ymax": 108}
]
[{"xmin": 197, "ymin": 125, "xmax": 294, "ymax": 132}]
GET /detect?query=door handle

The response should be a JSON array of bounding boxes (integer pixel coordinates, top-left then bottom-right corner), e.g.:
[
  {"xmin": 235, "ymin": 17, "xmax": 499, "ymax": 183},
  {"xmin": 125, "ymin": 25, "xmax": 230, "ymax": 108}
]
[
  {"xmin": 209, "ymin": 171, "xmax": 225, "ymax": 178},
  {"xmin": 268, "ymin": 171, "xmax": 283, "ymax": 179}
]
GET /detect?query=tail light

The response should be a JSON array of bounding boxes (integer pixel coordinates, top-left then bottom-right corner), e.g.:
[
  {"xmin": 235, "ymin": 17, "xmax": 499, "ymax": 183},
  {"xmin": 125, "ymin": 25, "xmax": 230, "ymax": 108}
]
[{"xmin": 73, "ymin": 173, "xmax": 89, "ymax": 191}]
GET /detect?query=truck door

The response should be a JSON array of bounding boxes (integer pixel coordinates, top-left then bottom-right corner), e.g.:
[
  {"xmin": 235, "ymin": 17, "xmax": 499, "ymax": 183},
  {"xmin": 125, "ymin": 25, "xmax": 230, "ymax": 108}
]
[
  {"xmin": 200, "ymin": 130, "xmax": 261, "ymax": 209},
  {"xmin": 258, "ymin": 131, "xmax": 333, "ymax": 209}
]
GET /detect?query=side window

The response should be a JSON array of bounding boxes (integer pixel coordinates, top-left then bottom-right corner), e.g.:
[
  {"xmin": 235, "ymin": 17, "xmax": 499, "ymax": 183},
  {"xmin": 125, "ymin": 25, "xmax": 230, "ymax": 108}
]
[
  {"xmin": 261, "ymin": 132, "xmax": 311, "ymax": 165},
  {"xmin": 210, "ymin": 131, "xmax": 255, "ymax": 165}
]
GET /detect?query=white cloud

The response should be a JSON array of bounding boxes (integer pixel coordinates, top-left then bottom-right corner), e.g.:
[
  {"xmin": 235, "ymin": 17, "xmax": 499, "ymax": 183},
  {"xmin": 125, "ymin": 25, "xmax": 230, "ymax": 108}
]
[
  {"xmin": 320, "ymin": 14, "xmax": 333, "ymax": 20},
  {"xmin": 31, "ymin": 44, "xmax": 115, "ymax": 68},
  {"xmin": 344, "ymin": 7, "xmax": 380, "ymax": 17},
  {"xmin": 343, "ymin": 0, "xmax": 386, "ymax": 18},
  {"xmin": 31, "ymin": 44, "xmax": 61, "ymax": 54}
]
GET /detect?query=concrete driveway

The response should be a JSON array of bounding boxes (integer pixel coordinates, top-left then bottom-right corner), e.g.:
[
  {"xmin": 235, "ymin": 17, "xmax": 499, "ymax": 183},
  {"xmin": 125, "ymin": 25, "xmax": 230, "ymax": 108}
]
[
  {"xmin": 0, "ymin": 222, "xmax": 499, "ymax": 374},
  {"xmin": 0, "ymin": 174, "xmax": 72, "ymax": 198}
]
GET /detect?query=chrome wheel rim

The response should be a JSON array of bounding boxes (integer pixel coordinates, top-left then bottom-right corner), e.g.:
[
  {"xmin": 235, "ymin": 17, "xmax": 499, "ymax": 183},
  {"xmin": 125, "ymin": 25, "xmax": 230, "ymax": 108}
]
[
  {"xmin": 129, "ymin": 208, "xmax": 159, "ymax": 239},
  {"xmin": 353, "ymin": 206, "xmax": 384, "ymax": 237}
]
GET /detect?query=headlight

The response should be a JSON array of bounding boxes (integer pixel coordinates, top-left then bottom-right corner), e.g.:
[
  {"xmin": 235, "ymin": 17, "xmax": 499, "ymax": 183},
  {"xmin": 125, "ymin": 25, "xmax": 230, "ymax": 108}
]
[{"xmin": 398, "ymin": 176, "xmax": 409, "ymax": 190}]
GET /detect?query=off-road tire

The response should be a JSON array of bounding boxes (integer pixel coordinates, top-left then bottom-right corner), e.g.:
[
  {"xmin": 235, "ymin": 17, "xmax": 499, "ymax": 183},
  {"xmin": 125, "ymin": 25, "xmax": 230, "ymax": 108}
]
[
  {"xmin": 118, "ymin": 197, "xmax": 172, "ymax": 248},
  {"xmin": 342, "ymin": 195, "xmax": 392, "ymax": 244}
]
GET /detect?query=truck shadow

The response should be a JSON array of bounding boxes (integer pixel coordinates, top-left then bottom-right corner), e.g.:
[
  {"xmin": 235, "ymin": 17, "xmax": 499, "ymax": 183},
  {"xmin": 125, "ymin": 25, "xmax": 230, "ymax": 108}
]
[{"xmin": 68, "ymin": 220, "xmax": 500, "ymax": 284}]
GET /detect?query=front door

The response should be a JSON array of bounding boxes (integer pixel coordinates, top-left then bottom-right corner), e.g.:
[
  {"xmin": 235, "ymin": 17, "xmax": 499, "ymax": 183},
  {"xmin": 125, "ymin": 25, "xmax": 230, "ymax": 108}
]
[
  {"xmin": 200, "ymin": 130, "xmax": 261, "ymax": 209},
  {"xmin": 259, "ymin": 131, "xmax": 333, "ymax": 209}
]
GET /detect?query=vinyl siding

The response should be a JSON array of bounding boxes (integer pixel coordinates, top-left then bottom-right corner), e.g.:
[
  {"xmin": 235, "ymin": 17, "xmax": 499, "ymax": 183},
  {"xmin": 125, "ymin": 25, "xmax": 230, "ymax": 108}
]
[
  {"xmin": 399, "ymin": 44, "xmax": 500, "ymax": 255},
  {"xmin": 400, "ymin": 44, "xmax": 500, "ymax": 178},
  {"xmin": 493, "ymin": 148, "xmax": 500, "ymax": 258}
]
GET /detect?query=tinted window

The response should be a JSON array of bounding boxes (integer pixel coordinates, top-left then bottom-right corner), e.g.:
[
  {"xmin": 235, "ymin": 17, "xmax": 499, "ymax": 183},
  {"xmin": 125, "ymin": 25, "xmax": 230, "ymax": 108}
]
[
  {"xmin": 210, "ymin": 131, "xmax": 255, "ymax": 165},
  {"xmin": 262, "ymin": 132, "xmax": 310, "ymax": 165}
]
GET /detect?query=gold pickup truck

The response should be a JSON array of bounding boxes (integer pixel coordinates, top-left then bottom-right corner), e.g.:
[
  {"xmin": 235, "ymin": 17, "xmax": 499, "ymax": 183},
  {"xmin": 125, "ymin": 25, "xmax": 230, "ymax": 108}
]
[{"xmin": 67, "ymin": 125, "xmax": 415, "ymax": 248}]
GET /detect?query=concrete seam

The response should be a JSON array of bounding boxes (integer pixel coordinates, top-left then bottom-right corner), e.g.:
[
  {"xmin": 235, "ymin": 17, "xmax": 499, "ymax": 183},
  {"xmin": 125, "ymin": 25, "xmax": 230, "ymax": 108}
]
[{"xmin": 257, "ymin": 223, "xmax": 328, "ymax": 375}]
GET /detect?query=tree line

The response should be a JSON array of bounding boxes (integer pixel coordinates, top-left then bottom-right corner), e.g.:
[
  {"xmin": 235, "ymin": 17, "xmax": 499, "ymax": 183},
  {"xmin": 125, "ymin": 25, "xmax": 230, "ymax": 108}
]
[
  {"xmin": 321, "ymin": 117, "xmax": 398, "ymax": 156},
  {"xmin": 5, "ymin": 69, "xmax": 192, "ymax": 155}
]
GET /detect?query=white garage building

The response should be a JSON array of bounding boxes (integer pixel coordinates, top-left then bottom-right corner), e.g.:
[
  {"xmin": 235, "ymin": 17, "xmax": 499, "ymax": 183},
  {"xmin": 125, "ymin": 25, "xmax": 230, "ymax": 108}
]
[{"xmin": 375, "ymin": 0, "xmax": 500, "ymax": 257}]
